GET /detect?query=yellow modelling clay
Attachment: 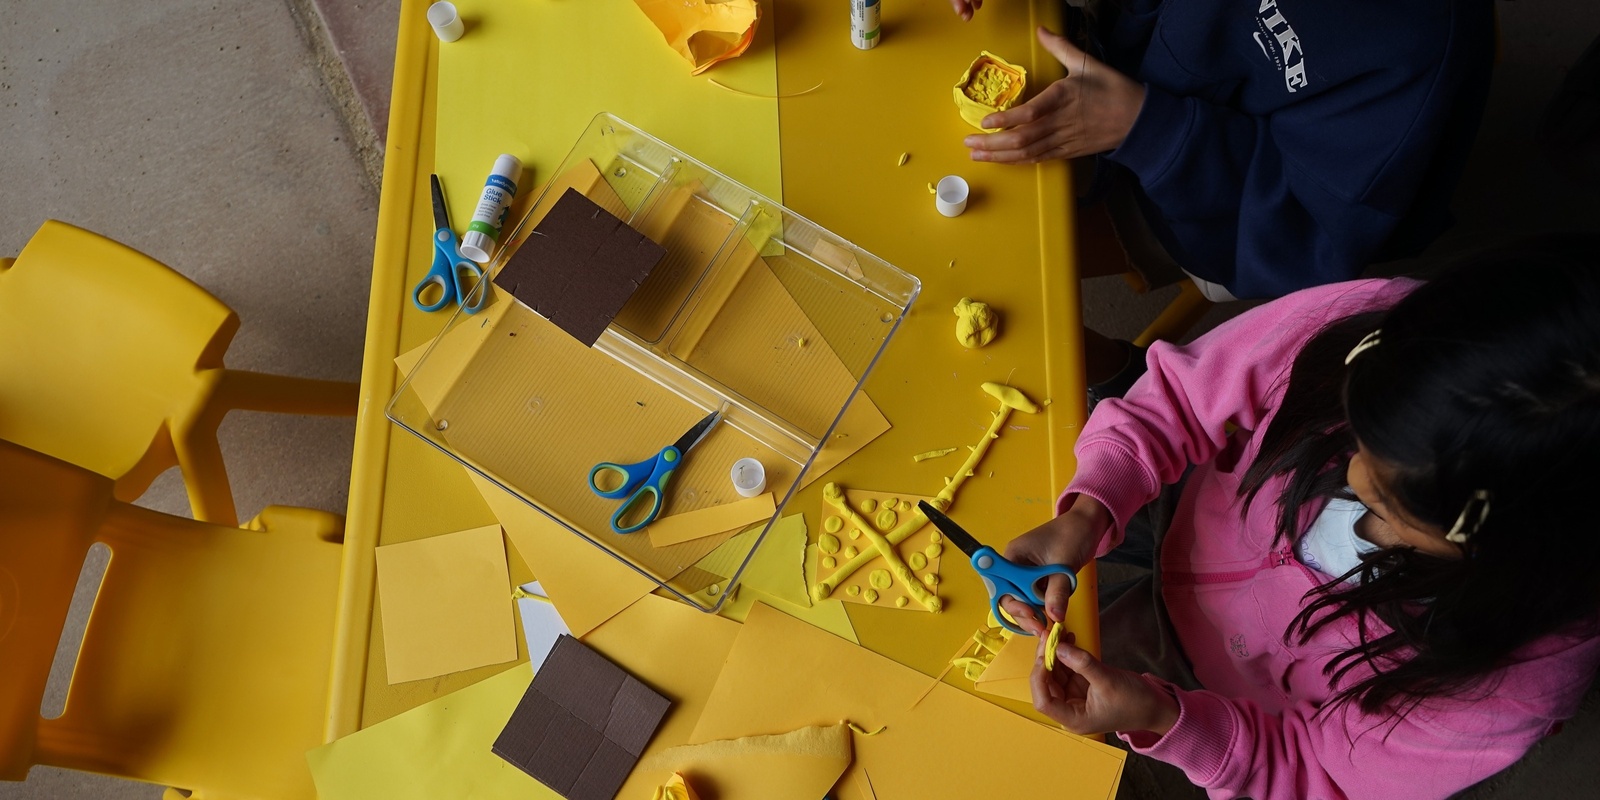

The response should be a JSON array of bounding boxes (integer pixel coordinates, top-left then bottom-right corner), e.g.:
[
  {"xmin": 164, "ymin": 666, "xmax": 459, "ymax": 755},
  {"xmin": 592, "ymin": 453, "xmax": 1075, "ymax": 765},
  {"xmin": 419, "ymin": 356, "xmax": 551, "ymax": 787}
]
[
  {"xmin": 908, "ymin": 552, "xmax": 928, "ymax": 571},
  {"xmin": 824, "ymin": 515, "xmax": 843, "ymax": 533},
  {"xmin": 875, "ymin": 507, "xmax": 897, "ymax": 530},
  {"xmin": 818, "ymin": 482, "xmax": 944, "ymax": 611},
  {"xmin": 883, "ymin": 498, "xmax": 898, "ymax": 510},
  {"xmin": 896, "ymin": 152, "xmax": 909, "ymax": 166},
  {"xmin": 925, "ymin": 542, "xmax": 943, "ymax": 558},
  {"xmin": 982, "ymin": 381, "xmax": 1041, "ymax": 414},
  {"xmin": 863, "ymin": 588, "xmax": 879, "ymax": 603},
  {"xmin": 819, "ymin": 533, "xmax": 841, "ymax": 554},
  {"xmin": 869, "ymin": 569, "xmax": 893, "ymax": 590},
  {"xmin": 929, "ymin": 530, "xmax": 943, "ymax": 544},
  {"xmin": 849, "ymin": 528, "xmax": 861, "ymax": 540},
  {"xmin": 923, "ymin": 572, "xmax": 939, "ymax": 587},
  {"xmin": 847, "ymin": 722, "xmax": 887, "ymax": 736},
  {"xmin": 895, "ymin": 596, "xmax": 908, "ymax": 608},
  {"xmin": 823, "ymin": 556, "xmax": 837, "ymax": 569},
  {"xmin": 1044, "ymin": 621, "xmax": 1064, "ymax": 670},
  {"xmin": 847, "ymin": 584, "xmax": 861, "ymax": 596},
  {"xmin": 953, "ymin": 297, "xmax": 1000, "ymax": 349},
  {"xmin": 843, "ymin": 545, "xmax": 859, "ymax": 559},
  {"xmin": 953, "ymin": 51, "xmax": 1028, "ymax": 131},
  {"xmin": 913, "ymin": 447, "xmax": 958, "ymax": 462},
  {"xmin": 861, "ymin": 498, "xmax": 878, "ymax": 513},
  {"xmin": 927, "ymin": 182, "xmax": 937, "ymax": 194}
]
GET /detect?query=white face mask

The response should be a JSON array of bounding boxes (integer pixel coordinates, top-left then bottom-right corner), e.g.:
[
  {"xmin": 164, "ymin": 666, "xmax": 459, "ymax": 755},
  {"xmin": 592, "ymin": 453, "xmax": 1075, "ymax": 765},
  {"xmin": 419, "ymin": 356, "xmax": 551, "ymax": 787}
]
[{"xmin": 1296, "ymin": 496, "xmax": 1383, "ymax": 582}]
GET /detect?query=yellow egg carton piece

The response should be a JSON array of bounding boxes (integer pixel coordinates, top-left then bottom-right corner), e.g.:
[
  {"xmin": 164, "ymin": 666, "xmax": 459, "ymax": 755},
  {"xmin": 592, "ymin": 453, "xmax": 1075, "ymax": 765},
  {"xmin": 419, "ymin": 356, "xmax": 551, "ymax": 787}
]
[{"xmin": 953, "ymin": 51, "xmax": 1027, "ymax": 132}]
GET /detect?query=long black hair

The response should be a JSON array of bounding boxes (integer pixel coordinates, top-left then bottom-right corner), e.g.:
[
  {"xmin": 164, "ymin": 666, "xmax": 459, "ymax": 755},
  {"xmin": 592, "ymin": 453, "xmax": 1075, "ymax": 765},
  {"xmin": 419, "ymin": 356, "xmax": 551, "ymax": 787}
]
[{"xmin": 1241, "ymin": 236, "xmax": 1600, "ymax": 716}]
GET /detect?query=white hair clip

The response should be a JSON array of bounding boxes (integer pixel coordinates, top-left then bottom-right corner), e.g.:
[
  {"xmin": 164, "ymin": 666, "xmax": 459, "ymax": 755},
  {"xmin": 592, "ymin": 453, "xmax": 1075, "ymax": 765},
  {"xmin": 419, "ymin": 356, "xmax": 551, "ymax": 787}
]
[
  {"xmin": 1345, "ymin": 329, "xmax": 1383, "ymax": 365},
  {"xmin": 1445, "ymin": 489, "xmax": 1492, "ymax": 544}
]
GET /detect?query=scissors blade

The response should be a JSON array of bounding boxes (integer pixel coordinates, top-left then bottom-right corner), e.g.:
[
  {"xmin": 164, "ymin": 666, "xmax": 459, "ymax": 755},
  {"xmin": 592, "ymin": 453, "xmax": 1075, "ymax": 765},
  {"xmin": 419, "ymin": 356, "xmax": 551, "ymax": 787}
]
[
  {"xmin": 430, "ymin": 174, "xmax": 451, "ymax": 231},
  {"xmin": 917, "ymin": 501, "xmax": 986, "ymax": 559},
  {"xmin": 671, "ymin": 410, "xmax": 722, "ymax": 454}
]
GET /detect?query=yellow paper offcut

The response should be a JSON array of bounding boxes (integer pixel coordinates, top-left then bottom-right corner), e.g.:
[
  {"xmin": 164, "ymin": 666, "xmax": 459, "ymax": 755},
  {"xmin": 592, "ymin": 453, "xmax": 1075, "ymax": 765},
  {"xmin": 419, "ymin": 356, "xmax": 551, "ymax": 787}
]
[
  {"xmin": 642, "ymin": 724, "xmax": 851, "ymax": 800},
  {"xmin": 691, "ymin": 604, "xmax": 1125, "ymax": 800},
  {"xmin": 633, "ymin": 0, "xmax": 761, "ymax": 75},
  {"xmin": 307, "ymin": 594, "xmax": 741, "ymax": 800},
  {"xmin": 972, "ymin": 628, "xmax": 1039, "ymax": 704},
  {"xmin": 374, "ymin": 525, "xmax": 518, "ymax": 685},
  {"xmin": 712, "ymin": 539, "xmax": 860, "ymax": 644},
  {"xmin": 647, "ymin": 491, "xmax": 776, "ymax": 547}
]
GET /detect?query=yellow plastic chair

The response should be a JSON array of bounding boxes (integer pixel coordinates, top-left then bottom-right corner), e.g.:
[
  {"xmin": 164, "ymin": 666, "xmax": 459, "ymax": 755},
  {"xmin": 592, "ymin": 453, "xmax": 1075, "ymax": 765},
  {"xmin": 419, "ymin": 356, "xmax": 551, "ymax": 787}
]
[
  {"xmin": 0, "ymin": 438, "xmax": 340, "ymax": 799},
  {"xmin": 0, "ymin": 220, "xmax": 359, "ymax": 526}
]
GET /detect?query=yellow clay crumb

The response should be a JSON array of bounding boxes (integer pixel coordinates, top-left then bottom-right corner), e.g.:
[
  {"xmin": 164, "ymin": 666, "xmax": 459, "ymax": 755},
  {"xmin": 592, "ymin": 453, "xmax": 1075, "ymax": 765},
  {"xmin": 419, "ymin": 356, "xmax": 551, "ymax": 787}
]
[
  {"xmin": 823, "ymin": 556, "xmax": 837, "ymax": 569},
  {"xmin": 847, "ymin": 584, "xmax": 861, "ymax": 597},
  {"xmin": 908, "ymin": 552, "xmax": 928, "ymax": 571},
  {"xmin": 796, "ymin": 336, "xmax": 809, "ymax": 348},
  {"xmin": 929, "ymin": 530, "xmax": 943, "ymax": 544},
  {"xmin": 896, "ymin": 152, "xmax": 909, "ymax": 167},
  {"xmin": 1044, "ymin": 621, "xmax": 1064, "ymax": 670},
  {"xmin": 927, "ymin": 182, "xmax": 937, "ymax": 194},
  {"xmin": 863, "ymin": 588, "xmax": 879, "ymax": 603},
  {"xmin": 924, "ymin": 572, "xmax": 940, "ymax": 587},
  {"xmin": 948, "ymin": 259, "xmax": 955, "ymax": 268},
  {"xmin": 913, "ymin": 447, "xmax": 958, "ymax": 462},
  {"xmin": 963, "ymin": 63, "xmax": 1014, "ymax": 105},
  {"xmin": 861, "ymin": 498, "xmax": 878, "ymax": 513},
  {"xmin": 844, "ymin": 546, "xmax": 859, "ymax": 558},
  {"xmin": 819, "ymin": 533, "xmax": 840, "ymax": 554},
  {"xmin": 925, "ymin": 542, "xmax": 943, "ymax": 558},
  {"xmin": 824, "ymin": 516, "xmax": 843, "ymax": 533},
  {"xmin": 849, "ymin": 528, "xmax": 861, "ymax": 540},
  {"xmin": 895, "ymin": 596, "xmax": 909, "ymax": 608},
  {"xmin": 848, "ymin": 722, "xmax": 887, "ymax": 736},
  {"xmin": 869, "ymin": 569, "xmax": 893, "ymax": 590}
]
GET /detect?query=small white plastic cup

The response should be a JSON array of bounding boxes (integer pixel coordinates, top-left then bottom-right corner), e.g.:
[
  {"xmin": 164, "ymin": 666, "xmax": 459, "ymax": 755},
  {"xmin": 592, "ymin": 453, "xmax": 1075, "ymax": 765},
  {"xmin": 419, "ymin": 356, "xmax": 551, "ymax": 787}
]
[
  {"xmin": 936, "ymin": 176, "xmax": 970, "ymax": 217},
  {"xmin": 730, "ymin": 458, "xmax": 767, "ymax": 498},
  {"xmin": 428, "ymin": 2, "xmax": 464, "ymax": 43}
]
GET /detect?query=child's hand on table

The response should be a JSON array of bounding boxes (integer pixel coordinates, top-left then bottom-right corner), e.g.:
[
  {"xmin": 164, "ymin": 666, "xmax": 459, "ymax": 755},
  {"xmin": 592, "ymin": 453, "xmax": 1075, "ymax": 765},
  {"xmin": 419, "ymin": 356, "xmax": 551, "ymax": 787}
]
[
  {"xmin": 965, "ymin": 27, "xmax": 1146, "ymax": 164},
  {"xmin": 948, "ymin": 0, "xmax": 983, "ymax": 22},
  {"xmin": 1033, "ymin": 633, "xmax": 1181, "ymax": 737},
  {"xmin": 999, "ymin": 494, "xmax": 1110, "ymax": 624}
]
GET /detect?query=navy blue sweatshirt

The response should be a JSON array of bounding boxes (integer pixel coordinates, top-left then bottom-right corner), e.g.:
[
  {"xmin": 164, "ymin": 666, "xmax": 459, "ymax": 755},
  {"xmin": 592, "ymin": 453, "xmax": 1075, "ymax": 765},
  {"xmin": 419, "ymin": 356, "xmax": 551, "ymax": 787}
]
[{"xmin": 1099, "ymin": 0, "xmax": 1495, "ymax": 299}]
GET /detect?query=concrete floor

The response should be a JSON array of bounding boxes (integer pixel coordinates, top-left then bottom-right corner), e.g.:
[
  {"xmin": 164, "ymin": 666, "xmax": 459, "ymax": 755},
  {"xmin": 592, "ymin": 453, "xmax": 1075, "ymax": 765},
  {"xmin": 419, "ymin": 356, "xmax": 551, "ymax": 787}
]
[{"xmin": 2, "ymin": 1, "xmax": 1597, "ymax": 798}]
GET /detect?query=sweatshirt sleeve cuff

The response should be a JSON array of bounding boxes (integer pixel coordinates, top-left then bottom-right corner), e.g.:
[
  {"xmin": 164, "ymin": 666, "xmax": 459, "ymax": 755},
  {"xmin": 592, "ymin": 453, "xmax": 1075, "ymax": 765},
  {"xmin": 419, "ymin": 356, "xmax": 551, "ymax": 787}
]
[
  {"xmin": 1119, "ymin": 683, "xmax": 1236, "ymax": 788},
  {"xmin": 1105, "ymin": 85, "xmax": 1192, "ymax": 187},
  {"xmin": 1056, "ymin": 442, "xmax": 1160, "ymax": 557}
]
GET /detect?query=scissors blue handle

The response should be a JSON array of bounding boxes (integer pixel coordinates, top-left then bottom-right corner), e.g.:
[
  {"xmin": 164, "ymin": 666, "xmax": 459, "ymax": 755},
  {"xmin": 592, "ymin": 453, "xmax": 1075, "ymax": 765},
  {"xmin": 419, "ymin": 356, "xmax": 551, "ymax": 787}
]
[
  {"xmin": 588, "ymin": 445, "xmax": 683, "ymax": 534},
  {"xmin": 412, "ymin": 227, "xmax": 488, "ymax": 314},
  {"xmin": 970, "ymin": 546, "xmax": 1078, "ymax": 635}
]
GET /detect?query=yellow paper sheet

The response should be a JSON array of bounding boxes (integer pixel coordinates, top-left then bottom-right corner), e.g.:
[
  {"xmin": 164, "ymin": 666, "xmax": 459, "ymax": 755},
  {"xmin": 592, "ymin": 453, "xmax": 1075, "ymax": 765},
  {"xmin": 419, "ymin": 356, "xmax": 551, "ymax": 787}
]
[
  {"xmin": 633, "ymin": 0, "xmax": 760, "ymax": 75},
  {"xmin": 814, "ymin": 489, "xmax": 942, "ymax": 610},
  {"xmin": 435, "ymin": 0, "xmax": 782, "ymax": 239},
  {"xmin": 647, "ymin": 491, "xmax": 776, "ymax": 547},
  {"xmin": 639, "ymin": 723, "xmax": 852, "ymax": 800},
  {"xmin": 307, "ymin": 594, "xmax": 740, "ymax": 800},
  {"xmin": 972, "ymin": 628, "xmax": 1037, "ymax": 703},
  {"xmin": 472, "ymin": 474, "xmax": 656, "ymax": 637},
  {"xmin": 730, "ymin": 511, "xmax": 809, "ymax": 607},
  {"xmin": 691, "ymin": 604, "xmax": 1125, "ymax": 800},
  {"xmin": 375, "ymin": 525, "xmax": 518, "ymax": 684}
]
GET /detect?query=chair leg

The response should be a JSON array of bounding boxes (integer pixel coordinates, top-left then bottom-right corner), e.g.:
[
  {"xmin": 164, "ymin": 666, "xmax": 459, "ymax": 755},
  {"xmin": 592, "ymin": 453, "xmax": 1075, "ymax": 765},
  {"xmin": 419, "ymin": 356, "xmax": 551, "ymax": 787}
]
[
  {"xmin": 173, "ymin": 421, "xmax": 238, "ymax": 527},
  {"xmin": 1133, "ymin": 281, "xmax": 1213, "ymax": 349},
  {"xmin": 213, "ymin": 370, "xmax": 359, "ymax": 417}
]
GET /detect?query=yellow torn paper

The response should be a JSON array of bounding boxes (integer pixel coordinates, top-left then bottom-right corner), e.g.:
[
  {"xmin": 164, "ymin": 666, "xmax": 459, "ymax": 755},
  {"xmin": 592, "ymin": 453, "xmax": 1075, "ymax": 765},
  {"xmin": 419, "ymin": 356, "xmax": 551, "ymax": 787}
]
[
  {"xmin": 633, "ymin": 0, "xmax": 761, "ymax": 75},
  {"xmin": 641, "ymin": 723, "xmax": 852, "ymax": 800},
  {"xmin": 471, "ymin": 474, "xmax": 656, "ymax": 637},
  {"xmin": 652, "ymin": 772, "xmax": 700, "ymax": 800},
  {"xmin": 691, "ymin": 605, "xmax": 1126, "ymax": 800},
  {"xmin": 307, "ymin": 594, "xmax": 740, "ymax": 800},
  {"xmin": 732, "ymin": 511, "xmax": 811, "ymax": 607},
  {"xmin": 647, "ymin": 492, "xmax": 776, "ymax": 547},
  {"xmin": 973, "ymin": 630, "xmax": 1038, "ymax": 704},
  {"xmin": 374, "ymin": 525, "xmax": 518, "ymax": 684},
  {"xmin": 715, "ymin": 542, "xmax": 859, "ymax": 643}
]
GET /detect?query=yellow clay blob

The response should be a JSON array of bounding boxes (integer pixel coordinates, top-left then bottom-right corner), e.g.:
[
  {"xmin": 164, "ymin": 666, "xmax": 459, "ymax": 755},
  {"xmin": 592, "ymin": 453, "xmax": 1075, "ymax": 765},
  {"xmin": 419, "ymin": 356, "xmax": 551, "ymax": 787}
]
[
  {"xmin": 913, "ymin": 447, "xmax": 957, "ymax": 462},
  {"xmin": 895, "ymin": 596, "xmax": 909, "ymax": 608},
  {"xmin": 844, "ymin": 546, "xmax": 859, "ymax": 558},
  {"xmin": 861, "ymin": 498, "xmax": 878, "ymax": 513},
  {"xmin": 863, "ymin": 588, "xmax": 879, "ymax": 603},
  {"xmin": 908, "ymin": 552, "xmax": 928, "ymax": 571},
  {"xmin": 925, "ymin": 542, "xmax": 943, "ymax": 558},
  {"xmin": 869, "ymin": 569, "xmax": 893, "ymax": 590},
  {"xmin": 963, "ymin": 63, "xmax": 1013, "ymax": 105},
  {"xmin": 849, "ymin": 528, "xmax": 861, "ymax": 540},
  {"xmin": 929, "ymin": 530, "xmax": 943, "ymax": 544},
  {"xmin": 1044, "ymin": 621, "xmax": 1064, "ymax": 670},
  {"xmin": 847, "ymin": 584, "xmax": 861, "ymax": 597},
  {"xmin": 819, "ymin": 533, "xmax": 840, "ymax": 554},
  {"xmin": 823, "ymin": 556, "xmax": 837, "ymax": 569},
  {"xmin": 824, "ymin": 515, "xmax": 843, "ymax": 533},
  {"xmin": 875, "ymin": 508, "xmax": 897, "ymax": 530},
  {"xmin": 953, "ymin": 297, "xmax": 1000, "ymax": 349},
  {"xmin": 923, "ymin": 572, "xmax": 939, "ymax": 587}
]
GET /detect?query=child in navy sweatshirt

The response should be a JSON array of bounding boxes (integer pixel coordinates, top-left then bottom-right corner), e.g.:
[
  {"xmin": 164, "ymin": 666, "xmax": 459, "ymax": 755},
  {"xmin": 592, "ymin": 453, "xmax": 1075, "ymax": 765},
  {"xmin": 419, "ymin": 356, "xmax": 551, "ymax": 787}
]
[{"xmin": 952, "ymin": 0, "xmax": 1495, "ymax": 382}]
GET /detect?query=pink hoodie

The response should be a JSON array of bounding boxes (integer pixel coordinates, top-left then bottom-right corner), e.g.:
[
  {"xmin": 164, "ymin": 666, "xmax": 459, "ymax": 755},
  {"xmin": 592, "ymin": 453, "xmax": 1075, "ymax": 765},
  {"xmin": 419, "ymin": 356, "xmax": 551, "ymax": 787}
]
[{"xmin": 1061, "ymin": 279, "xmax": 1600, "ymax": 799}]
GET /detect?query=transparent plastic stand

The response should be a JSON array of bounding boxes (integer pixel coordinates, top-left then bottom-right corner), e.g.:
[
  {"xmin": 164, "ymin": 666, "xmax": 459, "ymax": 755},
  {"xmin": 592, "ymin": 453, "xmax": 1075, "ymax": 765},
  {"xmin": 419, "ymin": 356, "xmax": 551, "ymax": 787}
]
[{"xmin": 389, "ymin": 114, "xmax": 920, "ymax": 611}]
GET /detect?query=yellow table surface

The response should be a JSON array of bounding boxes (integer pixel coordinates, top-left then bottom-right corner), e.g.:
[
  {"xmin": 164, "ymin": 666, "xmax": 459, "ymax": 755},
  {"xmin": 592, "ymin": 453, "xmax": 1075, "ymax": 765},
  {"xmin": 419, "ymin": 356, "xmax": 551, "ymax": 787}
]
[{"xmin": 330, "ymin": 0, "xmax": 1093, "ymax": 740}]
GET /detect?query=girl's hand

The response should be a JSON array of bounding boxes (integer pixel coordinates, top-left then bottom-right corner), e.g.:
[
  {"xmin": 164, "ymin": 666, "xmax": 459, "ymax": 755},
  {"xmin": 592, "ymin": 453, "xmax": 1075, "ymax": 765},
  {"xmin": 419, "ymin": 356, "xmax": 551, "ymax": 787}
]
[
  {"xmin": 1034, "ymin": 638, "xmax": 1180, "ymax": 736},
  {"xmin": 965, "ymin": 27, "xmax": 1146, "ymax": 163},
  {"xmin": 1000, "ymin": 494, "xmax": 1111, "ymax": 627},
  {"xmin": 948, "ymin": 0, "xmax": 983, "ymax": 21}
]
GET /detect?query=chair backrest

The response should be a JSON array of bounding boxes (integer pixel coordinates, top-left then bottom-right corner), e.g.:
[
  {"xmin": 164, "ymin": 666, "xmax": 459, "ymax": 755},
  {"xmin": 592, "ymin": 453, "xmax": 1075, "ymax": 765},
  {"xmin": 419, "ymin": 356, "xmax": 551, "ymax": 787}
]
[
  {"xmin": 0, "ymin": 220, "xmax": 239, "ymax": 480},
  {"xmin": 0, "ymin": 439, "xmax": 339, "ymax": 797}
]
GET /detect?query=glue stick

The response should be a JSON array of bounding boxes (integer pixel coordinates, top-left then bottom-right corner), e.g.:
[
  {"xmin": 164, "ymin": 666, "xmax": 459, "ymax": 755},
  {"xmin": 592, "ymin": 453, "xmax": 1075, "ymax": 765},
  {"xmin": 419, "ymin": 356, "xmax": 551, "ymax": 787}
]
[
  {"xmin": 850, "ymin": 0, "xmax": 881, "ymax": 50},
  {"xmin": 458, "ymin": 154, "xmax": 522, "ymax": 264}
]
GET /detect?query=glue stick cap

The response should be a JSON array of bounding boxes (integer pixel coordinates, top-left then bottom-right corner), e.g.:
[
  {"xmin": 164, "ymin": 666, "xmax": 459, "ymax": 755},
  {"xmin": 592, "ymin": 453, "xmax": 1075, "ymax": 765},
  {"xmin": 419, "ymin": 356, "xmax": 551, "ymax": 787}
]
[
  {"xmin": 730, "ymin": 458, "xmax": 767, "ymax": 498},
  {"xmin": 428, "ymin": 2, "xmax": 464, "ymax": 43}
]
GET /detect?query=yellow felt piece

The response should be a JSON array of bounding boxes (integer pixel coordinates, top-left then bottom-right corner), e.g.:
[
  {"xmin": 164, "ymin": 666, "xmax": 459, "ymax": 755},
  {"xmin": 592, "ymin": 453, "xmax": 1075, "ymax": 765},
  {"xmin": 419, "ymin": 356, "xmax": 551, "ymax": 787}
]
[
  {"xmin": 471, "ymin": 474, "xmax": 656, "ymax": 637},
  {"xmin": 633, "ymin": 0, "xmax": 760, "ymax": 76},
  {"xmin": 692, "ymin": 605, "xmax": 1125, "ymax": 800},
  {"xmin": 374, "ymin": 525, "xmax": 518, "ymax": 684},
  {"xmin": 639, "ymin": 723, "xmax": 852, "ymax": 800},
  {"xmin": 647, "ymin": 492, "xmax": 776, "ymax": 547},
  {"xmin": 307, "ymin": 594, "xmax": 739, "ymax": 800},
  {"xmin": 814, "ymin": 488, "xmax": 941, "ymax": 610},
  {"xmin": 435, "ymin": 0, "xmax": 782, "ymax": 245},
  {"xmin": 973, "ymin": 630, "xmax": 1038, "ymax": 704}
]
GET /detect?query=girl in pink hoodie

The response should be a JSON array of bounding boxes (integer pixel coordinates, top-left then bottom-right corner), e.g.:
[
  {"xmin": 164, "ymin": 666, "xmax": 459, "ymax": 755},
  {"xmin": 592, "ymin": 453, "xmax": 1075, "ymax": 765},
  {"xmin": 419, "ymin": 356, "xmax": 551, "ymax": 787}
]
[{"xmin": 1002, "ymin": 239, "xmax": 1600, "ymax": 799}]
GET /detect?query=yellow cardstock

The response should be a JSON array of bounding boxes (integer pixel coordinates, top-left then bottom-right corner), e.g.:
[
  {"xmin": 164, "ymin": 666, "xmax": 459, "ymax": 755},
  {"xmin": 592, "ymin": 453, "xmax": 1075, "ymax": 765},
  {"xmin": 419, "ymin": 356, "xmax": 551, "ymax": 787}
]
[
  {"xmin": 647, "ymin": 492, "xmax": 776, "ymax": 547},
  {"xmin": 814, "ymin": 489, "xmax": 942, "ymax": 610},
  {"xmin": 691, "ymin": 604, "xmax": 1126, "ymax": 800},
  {"xmin": 972, "ymin": 628, "xmax": 1038, "ymax": 704},
  {"xmin": 374, "ymin": 525, "xmax": 518, "ymax": 685},
  {"xmin": 716, "ymin": 541, "xmax": 860, "ymax": 644},
  {"xmin": 639, "ymin": 723, "xmax": 852, "ymax": 800}
]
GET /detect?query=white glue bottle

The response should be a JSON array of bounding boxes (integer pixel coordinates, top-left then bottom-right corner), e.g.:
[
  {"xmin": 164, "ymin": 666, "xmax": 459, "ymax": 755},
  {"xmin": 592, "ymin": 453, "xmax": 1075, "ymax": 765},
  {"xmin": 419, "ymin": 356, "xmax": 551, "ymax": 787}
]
[{"xmin": 458, "ymin": 154, "xmax": 522, "ymax": 264}]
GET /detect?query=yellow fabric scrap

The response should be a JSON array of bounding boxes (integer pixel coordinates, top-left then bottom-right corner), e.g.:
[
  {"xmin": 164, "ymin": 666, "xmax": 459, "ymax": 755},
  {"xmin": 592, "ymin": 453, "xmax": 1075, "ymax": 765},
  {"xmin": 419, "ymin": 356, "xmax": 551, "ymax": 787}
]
[{"xmin": 634, "ymin": 0, "xmax": 761, "ymax": 75}]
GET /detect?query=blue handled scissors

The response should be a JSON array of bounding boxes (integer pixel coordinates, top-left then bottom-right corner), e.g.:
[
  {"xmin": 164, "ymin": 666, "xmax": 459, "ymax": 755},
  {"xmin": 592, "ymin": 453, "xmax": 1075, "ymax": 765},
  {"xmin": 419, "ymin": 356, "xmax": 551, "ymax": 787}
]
[
  {"xmin": 588, "ymin": 410, "xmax": 722, "ymax": 534},
  {"xmin": 918, "ymin": 500, "xmax": 1078, "ymax": 635},
  {"xmin": 412, "ymin": 173, "xmax": 488, "ymax": 314}
]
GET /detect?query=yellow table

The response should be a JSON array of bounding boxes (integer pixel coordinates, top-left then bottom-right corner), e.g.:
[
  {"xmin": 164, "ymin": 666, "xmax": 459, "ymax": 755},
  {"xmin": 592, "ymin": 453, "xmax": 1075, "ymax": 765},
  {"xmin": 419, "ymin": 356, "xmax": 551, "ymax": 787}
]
[{"xmin": 330, "ymin": 0, "xmax": 1092, "ymax": 740}]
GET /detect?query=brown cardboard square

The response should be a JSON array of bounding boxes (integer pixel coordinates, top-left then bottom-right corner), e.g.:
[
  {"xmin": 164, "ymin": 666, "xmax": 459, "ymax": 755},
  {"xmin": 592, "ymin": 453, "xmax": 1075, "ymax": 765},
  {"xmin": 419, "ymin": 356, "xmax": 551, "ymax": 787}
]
[
  {"xmin": 492, "ymin": 635, "xmax": 671, "ymax": 800},
  {"xmin": 493, "ymin": 188, "xmax": 667, "ymax": 347}
]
